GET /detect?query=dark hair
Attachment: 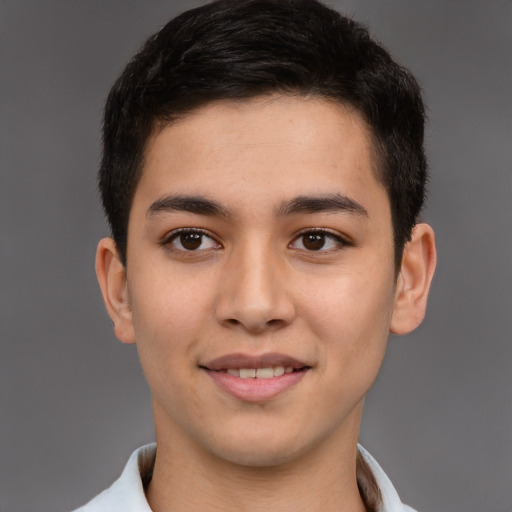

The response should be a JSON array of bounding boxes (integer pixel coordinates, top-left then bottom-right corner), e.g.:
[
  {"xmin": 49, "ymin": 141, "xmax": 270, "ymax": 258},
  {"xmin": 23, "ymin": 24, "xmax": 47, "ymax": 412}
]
[{"xmin": 99, "ymin": 0, "xmax": 427, "ymax": 268}]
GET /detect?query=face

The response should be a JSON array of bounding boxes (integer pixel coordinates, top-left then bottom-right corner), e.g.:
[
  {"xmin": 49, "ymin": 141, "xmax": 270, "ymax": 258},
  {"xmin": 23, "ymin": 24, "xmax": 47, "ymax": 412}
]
[{"xmin": 114, "ymin": 96, "xmax": 403, "ymax": 466}]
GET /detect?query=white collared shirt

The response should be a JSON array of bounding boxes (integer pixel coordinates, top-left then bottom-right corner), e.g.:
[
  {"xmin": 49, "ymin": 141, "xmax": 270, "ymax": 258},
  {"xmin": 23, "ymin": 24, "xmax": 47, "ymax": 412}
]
[{"xmin": 73, "ymin": 444, "xmax": 417, "ymax": 512}]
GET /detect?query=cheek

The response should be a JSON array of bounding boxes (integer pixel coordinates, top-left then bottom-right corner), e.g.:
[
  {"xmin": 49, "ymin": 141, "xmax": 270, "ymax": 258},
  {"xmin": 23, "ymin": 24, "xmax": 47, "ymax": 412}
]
[
  {"xmin": 304, "ymin": 268, "xmax": 395, "ymax": 371},
  {"xmin": 127, "ymin": 273, "xmax": 211, "ymax": 382},
  {"xmin": 127, "ymin": 273, "xmax": 219, "ymax": 434},
  {"xmin": 129, "ymin": 266, "xmax": 213, "ymax": 332}
]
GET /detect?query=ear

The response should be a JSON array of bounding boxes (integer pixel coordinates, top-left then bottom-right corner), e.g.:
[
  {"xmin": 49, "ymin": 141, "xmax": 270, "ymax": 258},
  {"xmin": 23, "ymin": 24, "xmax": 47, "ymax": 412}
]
[
  {"xmin": 390, "ymin": 223, "xmax": 437, "ymax": 335},
  {"xmin": 95, "ymin": 237, "xmax": 136, "ymax": 344}
]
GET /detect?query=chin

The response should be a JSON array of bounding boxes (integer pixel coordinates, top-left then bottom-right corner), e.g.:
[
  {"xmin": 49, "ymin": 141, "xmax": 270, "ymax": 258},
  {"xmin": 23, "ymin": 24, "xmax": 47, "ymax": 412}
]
[
  {"xmin": 214, "ymin": 444, "xmax": 301, "ymax": 468},
  {"xmin": 202, "ymin": 428, "xmax": 313, "ymax": 468}
]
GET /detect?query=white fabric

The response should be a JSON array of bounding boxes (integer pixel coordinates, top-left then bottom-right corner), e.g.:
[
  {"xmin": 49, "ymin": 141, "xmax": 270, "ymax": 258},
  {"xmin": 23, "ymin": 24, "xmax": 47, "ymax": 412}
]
[{"xmin": 73, "ymin": 443, "xmax": 417, "ymax": 512}]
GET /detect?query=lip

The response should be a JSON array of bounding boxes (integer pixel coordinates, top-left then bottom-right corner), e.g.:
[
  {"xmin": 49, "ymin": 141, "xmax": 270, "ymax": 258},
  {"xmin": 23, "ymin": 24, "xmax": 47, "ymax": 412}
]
[
  {"xmin": 201, "ymin": 352, "xmax": 311, "ymax": 402},
  {"xmin": 203, "ymin": 352, "xmax": 308, "ymax": 371}
]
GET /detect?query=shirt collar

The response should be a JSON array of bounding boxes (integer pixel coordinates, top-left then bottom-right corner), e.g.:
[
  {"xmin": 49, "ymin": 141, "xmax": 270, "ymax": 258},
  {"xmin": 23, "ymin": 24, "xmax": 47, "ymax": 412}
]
[
  {"xmin": 357, "ymin": 445, "xmax": 415, "ymax": 512},
  {"xmin": 76, "ymin": 443, "xmax": 414, "ymax": 512}
]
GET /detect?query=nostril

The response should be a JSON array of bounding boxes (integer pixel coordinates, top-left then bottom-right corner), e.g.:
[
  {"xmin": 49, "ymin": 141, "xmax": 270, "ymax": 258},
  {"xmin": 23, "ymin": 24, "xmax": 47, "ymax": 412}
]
[{"xmin": 223, "ymin": 316, "xmax": 284, "ymax": 332}]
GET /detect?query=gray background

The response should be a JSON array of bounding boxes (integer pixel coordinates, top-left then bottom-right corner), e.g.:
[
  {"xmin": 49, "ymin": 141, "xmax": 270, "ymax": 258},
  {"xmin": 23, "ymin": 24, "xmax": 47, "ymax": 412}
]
[{"xmin": 1, "ymin": 1, "xmax": 510, "ymax": 511}]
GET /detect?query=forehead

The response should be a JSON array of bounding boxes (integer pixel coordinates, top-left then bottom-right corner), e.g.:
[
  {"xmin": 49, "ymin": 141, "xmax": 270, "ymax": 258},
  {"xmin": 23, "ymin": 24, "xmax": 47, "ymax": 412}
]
[{"xmin": 137, "ymin": 95, "xmax": 386, "ymax": 214}]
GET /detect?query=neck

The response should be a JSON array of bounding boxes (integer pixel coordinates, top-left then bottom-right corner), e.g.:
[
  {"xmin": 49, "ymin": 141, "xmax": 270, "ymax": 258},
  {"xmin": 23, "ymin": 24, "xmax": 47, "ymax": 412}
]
[{"xmin": 146, "ymin": 404, "xmax": 367, "ymax": 512}]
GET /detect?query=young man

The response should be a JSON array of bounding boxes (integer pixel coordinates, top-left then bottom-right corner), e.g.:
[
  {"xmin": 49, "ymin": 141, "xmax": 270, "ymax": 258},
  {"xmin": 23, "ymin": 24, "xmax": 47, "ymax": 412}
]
[{"xmin": 76, "ymin": 0, "xmax": 436, "ymax": 510}]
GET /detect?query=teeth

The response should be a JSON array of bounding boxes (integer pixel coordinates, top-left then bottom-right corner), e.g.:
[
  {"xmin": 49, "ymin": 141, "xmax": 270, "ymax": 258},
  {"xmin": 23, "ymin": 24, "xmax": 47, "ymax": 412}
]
[
  {"xmin": 228, "ymin": 366, "xmax": 293, "ymax": 379},
  {"xmin": 256, "ymin": 367, "xmax": 274, "ymax": 379},
  {"xmin": 274, "ymin": 366, "xmax": 285, "ymax": 377}
]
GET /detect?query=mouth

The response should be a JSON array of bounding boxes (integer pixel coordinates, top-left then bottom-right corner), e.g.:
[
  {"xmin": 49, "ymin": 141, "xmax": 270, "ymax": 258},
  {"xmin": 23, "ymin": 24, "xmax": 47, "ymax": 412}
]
[
  {"xmin": 201, "ymin": 352, "xmax": 310, "ymax": 375},
  {"xmin": 217, "ymin": 366, "xmax": 298, "ymax": 379},
  {"xmin": 200, "ymin": 353, "xmax": 311, "ymax": 401}
]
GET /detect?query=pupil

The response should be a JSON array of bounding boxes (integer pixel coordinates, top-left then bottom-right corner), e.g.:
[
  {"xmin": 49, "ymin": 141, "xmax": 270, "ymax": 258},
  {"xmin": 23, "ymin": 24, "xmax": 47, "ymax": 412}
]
[
  {"xmin": 181, "ymin": 233, "xmax": 202, "ymax": 250},
  {"xmin": 303, "ymin": 233, "xmax": 325, "ymax": 250}
]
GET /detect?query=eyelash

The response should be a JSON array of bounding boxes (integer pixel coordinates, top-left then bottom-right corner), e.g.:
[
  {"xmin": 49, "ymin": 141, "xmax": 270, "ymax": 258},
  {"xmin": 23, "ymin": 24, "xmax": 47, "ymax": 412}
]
[
  {"xmin": 161, "ymin": 228, "xmax": 221, "ymax": 253},
  {"xmin": 289, "ymin": 228, "xmax": 350, "ymax": 252},
  {"xmin": 160, "ymin": 228, "xmax": 350, "ymax": 253}
]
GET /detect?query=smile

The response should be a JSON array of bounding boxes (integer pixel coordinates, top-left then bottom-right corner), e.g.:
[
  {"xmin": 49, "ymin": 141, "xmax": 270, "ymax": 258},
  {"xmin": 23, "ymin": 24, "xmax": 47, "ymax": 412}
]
[
  {"xmin": 221, "ymin": 367, "xmax": 295, "ymax": 378},
  {"xmin": 202, "ymin": 353, "xmax": 310, "ymax": 401},
  {"xmin": 203, "ymin": 352, "xmax": 309, "ymax": 371}
]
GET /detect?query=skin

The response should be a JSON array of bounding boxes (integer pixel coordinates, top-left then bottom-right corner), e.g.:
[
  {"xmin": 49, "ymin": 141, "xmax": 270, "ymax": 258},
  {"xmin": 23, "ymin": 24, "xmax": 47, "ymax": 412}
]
[{"xmin": 96, "ymin": 95, "xmax": 436, "ymax": 512}]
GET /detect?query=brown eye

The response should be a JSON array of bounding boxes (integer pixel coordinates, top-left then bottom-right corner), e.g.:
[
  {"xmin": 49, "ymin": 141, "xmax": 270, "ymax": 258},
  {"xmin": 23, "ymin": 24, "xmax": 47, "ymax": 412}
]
[
  {"xmin": 166, "ymin": 229, "xmax": 220, "ymax": 252},
  {"xmin": 289, "ymin": 230, "xmax": 346, "ymax": 252},
  {"xmin": 179, "ymin": 232, "xmax": 203, "ymax": 250},
  {"xmin": 302, "ymin": 233, "xmax": 326, "ymax": 251}
]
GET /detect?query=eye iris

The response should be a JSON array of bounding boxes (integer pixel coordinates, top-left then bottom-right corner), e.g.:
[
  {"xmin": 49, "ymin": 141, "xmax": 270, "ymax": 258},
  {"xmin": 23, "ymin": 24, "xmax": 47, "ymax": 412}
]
[
  {"xmin": 303, "ymin": 233, "xmax": 325, "ymax": 250},
  {"xmin": 180, "ymin": 232, "xmax": 202, "ymax": 250}
]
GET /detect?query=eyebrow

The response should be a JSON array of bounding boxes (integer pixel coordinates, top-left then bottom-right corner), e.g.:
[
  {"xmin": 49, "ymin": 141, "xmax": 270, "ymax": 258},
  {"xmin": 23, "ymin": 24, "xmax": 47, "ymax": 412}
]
[
  {"xmin": 146, "ymin": 192, "xmax": 368, "ymax": 219},
  {"xmin": 147, "ymin": 194, "xmax": 229, "ymax": 218},
  {"xmin": 276, "ymin": 194, "xmax": 368, "ymax": 217}
]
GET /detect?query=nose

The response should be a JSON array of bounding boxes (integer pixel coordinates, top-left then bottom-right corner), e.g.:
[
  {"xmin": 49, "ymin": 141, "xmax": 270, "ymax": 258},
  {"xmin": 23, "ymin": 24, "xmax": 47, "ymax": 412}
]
[{"xmin": 214, "ymin": 241, "xmax": 296, "ymax": 334}]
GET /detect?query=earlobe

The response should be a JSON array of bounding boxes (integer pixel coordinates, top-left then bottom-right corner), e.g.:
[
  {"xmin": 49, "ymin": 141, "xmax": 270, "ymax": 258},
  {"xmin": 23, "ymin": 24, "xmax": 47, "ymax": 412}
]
[
  {"xmin": 390, "ymin": 223, "xmax": 437, "ymax": 335},
  {"xmin": 95, "ymin": 238, "xmax": 136, "ymax": 344}
]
